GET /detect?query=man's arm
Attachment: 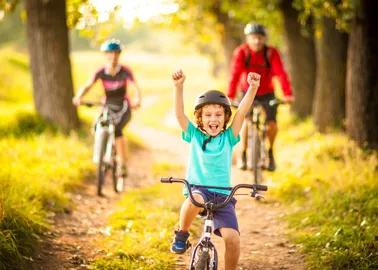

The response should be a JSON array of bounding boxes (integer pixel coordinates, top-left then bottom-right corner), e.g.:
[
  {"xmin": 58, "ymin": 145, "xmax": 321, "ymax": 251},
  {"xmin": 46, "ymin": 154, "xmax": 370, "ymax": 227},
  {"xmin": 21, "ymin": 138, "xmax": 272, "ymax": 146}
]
[
  {"xmin": 270, "ymin": 48, "xmax": 294, "ymax": 101},
  {"xmin": 227, "ymin": 46, "xmax": 245, "ymax": 99},
  {"xmin": 172, "ymin": 69, "xmax": 189, "ymax": 133},
  {"xmin": 231, "ymin": 72, "xmax": 260, "ymax": 138}
]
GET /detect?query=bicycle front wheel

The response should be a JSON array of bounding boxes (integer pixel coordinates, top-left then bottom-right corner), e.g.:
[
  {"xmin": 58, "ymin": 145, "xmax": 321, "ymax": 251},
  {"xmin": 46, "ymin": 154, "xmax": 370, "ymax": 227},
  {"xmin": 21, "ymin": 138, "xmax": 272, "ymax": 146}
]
[
  {"xmin": 97, "ymin": 130, "xmax": 109, "ymax": 196},
  {"xmin": 111, "ymin": 147, "xmax": 119, "ymax": 193},
  {"xmin": 190, "ymin": 242, "xmax": 218, "ymax": 270},
  {"xmin": 251, "ymin": 130, "xmax": 263, "ymax": 185},
  {"xmin": 195, "ymin": 249, "xmax": 209, "ymax": 270}
]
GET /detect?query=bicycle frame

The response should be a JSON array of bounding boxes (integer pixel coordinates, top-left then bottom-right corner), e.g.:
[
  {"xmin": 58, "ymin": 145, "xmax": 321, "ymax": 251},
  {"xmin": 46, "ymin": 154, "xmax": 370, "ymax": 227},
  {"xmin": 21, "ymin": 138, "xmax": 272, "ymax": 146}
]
[
  {"xmin": 93, "ymin": 103, "xmax": 128, "ymax": 164},
  {"xmin": 161, "ymin": 177, "xmax": 267, "ymax": 270},
  {"xmin": 84, "ymin": 102, "xmax": 128, "ymax": 195}
]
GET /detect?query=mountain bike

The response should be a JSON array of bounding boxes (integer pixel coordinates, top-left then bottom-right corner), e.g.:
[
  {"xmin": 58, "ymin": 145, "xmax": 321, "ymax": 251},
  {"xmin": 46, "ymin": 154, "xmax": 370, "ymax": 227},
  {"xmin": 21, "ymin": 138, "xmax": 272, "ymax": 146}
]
[
  {"xmin": 83, "ymin": 102, "xmax": 128, "ymax": 196},
  {"xmin": 161, "ymin": 177, "xmax": 267, "ymax": 270},
  {"xmin": 233, "ymin": 99, "xmax": 284, "ymax": 185}
]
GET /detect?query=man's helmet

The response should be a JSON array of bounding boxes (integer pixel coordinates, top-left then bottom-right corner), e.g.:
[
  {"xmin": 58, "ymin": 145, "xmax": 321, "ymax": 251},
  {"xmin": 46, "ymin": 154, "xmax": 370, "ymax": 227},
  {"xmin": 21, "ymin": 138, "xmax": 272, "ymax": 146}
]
[
  {"xmin": 244, "ymin": 23, "xmax": 266, "ymax": 36},
  {"xmin": 100, "ymin": 39, "xmax": 122, "ymax": 52},
  {"xmin": 194, "ymin": 90, "xmax": 231, "ymax": 110}
]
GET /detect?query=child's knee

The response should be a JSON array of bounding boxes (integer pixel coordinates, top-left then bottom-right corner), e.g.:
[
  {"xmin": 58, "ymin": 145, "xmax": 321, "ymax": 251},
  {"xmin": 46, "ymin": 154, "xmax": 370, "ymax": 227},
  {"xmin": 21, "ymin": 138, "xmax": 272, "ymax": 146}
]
[
  {"xmin": 222, "ymin": 230, "xmax": 240, "ymax": 248},
  {"xmin": 186, "ymin": 193, "xmax": 205, "ymax": 207}
]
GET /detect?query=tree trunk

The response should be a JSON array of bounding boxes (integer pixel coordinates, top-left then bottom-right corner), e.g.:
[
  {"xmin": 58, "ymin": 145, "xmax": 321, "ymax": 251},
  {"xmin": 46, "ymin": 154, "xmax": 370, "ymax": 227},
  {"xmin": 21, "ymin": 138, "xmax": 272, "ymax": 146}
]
[
  {"xmin": 25, "ymin": 0, "xmax": 80, "ymax": 130},
  {"xmin": 346, "ymin": 0, "xmax": 378, "ymax": 149},
  {"xmin": 280, "ymin": 0, "xmax": 316, "ymax": 118},
  {"xmin": 212, "ymin": 1, "xmax": 243, "ymax": 73},
  {"xmin": 312, "ymin": 17, "xmax": 348, "ymax": 132}
]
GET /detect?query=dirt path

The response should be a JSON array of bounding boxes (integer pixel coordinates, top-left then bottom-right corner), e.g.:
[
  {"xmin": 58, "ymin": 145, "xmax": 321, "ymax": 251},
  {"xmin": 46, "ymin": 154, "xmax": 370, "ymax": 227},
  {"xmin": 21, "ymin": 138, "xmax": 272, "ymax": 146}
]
[{"xmin": 27, "ymin": 112, "xmax": 305, "ymax": 270}]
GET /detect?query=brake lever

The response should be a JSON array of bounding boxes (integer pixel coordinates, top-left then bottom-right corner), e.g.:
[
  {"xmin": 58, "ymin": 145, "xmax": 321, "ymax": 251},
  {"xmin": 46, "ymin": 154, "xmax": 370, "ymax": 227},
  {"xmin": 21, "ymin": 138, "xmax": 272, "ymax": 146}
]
[
  {"xmin": 255, "ymin": 193, "xmax": 266, "ymax": 200},
  {"xmin": 250, "ymin": 190, "xmax": 266, "ymax": 200}
]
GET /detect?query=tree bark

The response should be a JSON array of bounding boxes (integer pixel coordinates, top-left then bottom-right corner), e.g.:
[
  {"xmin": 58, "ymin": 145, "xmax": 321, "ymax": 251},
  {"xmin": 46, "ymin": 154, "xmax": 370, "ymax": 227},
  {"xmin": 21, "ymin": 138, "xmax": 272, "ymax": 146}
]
[
  {"xmin": 212, "ymin": 1, "xmax": 243, "ymax": 73},
  {"xmin": 346, "ymin": 0, "xmax": 378, "ymax": 149},
  {"xmin": 280, "ymin": 0, "xmax": 316, "ymax": 118},
  {"xmin": 25, "ymin": 0, "xmax": 80, "ymax": 130},
  {"xmin": 312, "ymin": 17, "xmax": 348, "ymax": 132}
]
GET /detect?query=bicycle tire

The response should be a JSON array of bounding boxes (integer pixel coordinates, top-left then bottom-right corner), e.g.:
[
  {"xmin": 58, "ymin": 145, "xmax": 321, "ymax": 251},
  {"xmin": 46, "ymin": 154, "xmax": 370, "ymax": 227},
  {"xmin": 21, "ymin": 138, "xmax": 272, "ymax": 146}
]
[
  {"xmin": 97, "ymin": 130, "xmax": 109, "ymax": 196},
  {"xmin": 111, "ymin": 147, "xmax": 118, "ymax": 193},
  {"xmin": 195, "ymin": 249, "xmax": 209, "ymax": 270},
  {"xmin": 251, "ymin": 130, "xmax": 263, "ymax": 185}
]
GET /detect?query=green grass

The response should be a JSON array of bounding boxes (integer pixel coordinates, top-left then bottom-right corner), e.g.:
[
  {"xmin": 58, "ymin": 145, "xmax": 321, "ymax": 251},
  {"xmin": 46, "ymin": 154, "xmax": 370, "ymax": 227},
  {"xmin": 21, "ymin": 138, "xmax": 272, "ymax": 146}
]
[
  {"xmin": 269, "ymin": 108, "xmax": 378, "ymax": 270},
  {"xmin": 0, "ymin": 131, "xmax": 96, "ymax": 269},
  {"xmin": 0, "ymin": 47, "xmax": 113, "ymax": 269},
  {"xmin": 91, "ymin": 163, "xmax": 195, "ymax": 269}
]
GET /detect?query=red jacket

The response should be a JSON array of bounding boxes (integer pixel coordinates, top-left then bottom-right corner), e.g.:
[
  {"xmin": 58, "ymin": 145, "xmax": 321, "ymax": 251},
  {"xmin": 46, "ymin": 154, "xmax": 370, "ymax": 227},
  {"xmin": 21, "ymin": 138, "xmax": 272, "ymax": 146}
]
[{"xmin": 227, "ymin": 44, "xmax": 293, "ymax": 99}]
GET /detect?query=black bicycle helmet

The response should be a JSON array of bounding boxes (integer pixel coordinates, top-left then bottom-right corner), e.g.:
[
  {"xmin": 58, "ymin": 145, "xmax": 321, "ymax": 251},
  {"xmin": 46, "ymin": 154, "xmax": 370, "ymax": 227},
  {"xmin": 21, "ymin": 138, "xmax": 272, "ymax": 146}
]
[
  {"xmin": 244, "ymin": 23, "xmax": 266, "ymax": 36},
  {"xmin": 194, "ymin": 90, "xmax": 231, "ymax": 110}
]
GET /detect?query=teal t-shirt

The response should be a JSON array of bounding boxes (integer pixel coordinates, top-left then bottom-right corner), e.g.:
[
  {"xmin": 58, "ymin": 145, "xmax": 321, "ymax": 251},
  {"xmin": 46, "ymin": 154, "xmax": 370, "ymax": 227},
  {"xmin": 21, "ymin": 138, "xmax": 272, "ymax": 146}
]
[{"xmin": 182, "ymin": 121, "xmax": 240, "ymax": 195}]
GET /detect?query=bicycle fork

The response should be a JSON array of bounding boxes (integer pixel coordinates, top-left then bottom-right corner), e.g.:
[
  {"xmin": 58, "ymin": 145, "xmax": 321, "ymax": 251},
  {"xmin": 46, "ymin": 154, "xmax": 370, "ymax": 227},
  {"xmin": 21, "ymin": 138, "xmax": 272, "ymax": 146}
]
[{"xmin": 190, "ymin": 216, "xmax": 217, "ymax": 270}]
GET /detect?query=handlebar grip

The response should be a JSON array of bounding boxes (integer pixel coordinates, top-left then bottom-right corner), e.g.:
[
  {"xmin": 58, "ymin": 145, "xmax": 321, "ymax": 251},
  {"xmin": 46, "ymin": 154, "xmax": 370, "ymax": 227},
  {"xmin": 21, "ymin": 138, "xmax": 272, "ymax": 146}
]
[
  {"xmin": 160, "ymin": 177, "xmax": 172, "ymax": 183},
  {"xmin": 255, "ymin": 185, "xmax": 268, "ymax": 191}
]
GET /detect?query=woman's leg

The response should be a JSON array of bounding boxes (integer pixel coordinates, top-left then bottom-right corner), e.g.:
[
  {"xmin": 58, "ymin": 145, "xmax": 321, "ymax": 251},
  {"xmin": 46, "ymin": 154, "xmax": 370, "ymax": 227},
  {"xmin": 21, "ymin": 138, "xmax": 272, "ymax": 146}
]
[{"xmin": 115, "ymin": 136, "xmax": 127, "ymax": 164}]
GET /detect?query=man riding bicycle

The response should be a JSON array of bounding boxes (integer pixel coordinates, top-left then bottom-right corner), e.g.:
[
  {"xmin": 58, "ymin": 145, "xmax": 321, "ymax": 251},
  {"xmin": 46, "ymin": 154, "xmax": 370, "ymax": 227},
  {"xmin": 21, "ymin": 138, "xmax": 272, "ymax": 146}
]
[
  {"xmin": 73, "ymin": 39, "xmax": 142, "ymax": 178},
  {"xmin": 227, "ymin": 23, "xmax": 294, "ymax": 171}
]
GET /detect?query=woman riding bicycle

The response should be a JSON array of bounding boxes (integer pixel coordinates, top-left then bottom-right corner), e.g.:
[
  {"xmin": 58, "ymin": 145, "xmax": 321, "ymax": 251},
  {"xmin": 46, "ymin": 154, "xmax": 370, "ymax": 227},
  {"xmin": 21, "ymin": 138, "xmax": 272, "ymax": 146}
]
[
  {"xmin": 72, "ymin": 39, "xmax": 142, "ymax": 178},
  {"xmin": 170, "ymin": 69, "xmax": 260, "ymax": 270}
]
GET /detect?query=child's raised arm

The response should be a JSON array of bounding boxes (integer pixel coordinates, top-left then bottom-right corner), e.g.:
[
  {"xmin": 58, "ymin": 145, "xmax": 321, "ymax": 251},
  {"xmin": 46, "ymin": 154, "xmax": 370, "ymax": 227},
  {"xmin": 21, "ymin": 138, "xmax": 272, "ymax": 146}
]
[
  {"xmin": 231, "ymin": 72, "xmax": 260, "ymax": 138},
  {"xmin": 173, "ymin": 69, "xmax": 189, "ymax": 133}
]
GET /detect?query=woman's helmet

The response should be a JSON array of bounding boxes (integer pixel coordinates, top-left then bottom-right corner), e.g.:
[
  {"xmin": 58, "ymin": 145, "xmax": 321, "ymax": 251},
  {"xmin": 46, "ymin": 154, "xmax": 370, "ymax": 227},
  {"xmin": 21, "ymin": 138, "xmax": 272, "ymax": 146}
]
[
  {"xmin": 244, "ymin": 23, "xmax": 266, "ymax": 36},
  {"xmin": 194, "ymin": 90, "xmax": 231, "ymax": 110},
  {"xmin": 100, "ymin": 39, "xmax": 122, "ymax": 52}
]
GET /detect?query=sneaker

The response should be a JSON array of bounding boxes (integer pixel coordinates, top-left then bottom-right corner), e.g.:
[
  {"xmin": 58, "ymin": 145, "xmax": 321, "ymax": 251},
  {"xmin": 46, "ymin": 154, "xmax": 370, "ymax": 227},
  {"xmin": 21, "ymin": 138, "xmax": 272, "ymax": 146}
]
[
  {"xmin": 268, "ymin": 149, "xmax": 276, "ymax": 172},
  {"xmin": 117, "ymin": 163, "xmax": 128, "ymax": 178},
  {"xmin": 238, "ymin": 151, "xmax": 247, "ymax": 170},
  {"xmin": 170, "ymin": 230, "xmax": 190, "ymax": 254}
]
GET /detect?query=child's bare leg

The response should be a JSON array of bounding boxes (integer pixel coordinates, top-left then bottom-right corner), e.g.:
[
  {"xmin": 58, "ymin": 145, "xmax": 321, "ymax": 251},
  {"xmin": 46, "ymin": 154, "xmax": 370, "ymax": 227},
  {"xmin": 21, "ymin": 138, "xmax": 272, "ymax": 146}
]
[
  {"xmin": 219, "ymin": 228, "xmax": 240, "ymax": 270},
  {"xmin": 179, "ymin": 193, "xmax": 205, "ymax": 230}
]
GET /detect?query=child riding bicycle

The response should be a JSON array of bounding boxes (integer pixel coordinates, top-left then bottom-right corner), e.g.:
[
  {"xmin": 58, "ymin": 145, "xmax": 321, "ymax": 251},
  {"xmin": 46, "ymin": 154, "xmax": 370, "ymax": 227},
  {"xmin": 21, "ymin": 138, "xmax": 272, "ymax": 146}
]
[
  {"xmin": 171, "ymin": 69, "xmax": 260, "ymax": 269},
  {"xmin": 72, "ymin": 39, "xmax": 142, "ymax": 178}
]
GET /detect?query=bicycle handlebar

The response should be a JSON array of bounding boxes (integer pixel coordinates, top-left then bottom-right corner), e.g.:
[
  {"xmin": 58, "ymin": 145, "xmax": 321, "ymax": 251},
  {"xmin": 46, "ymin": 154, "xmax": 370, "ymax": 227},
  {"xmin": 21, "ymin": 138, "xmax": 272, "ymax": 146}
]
[
  {"xmin": 160, "ymin": 177, "xmax": 267, "ymax": 210},
  {"xmin": 82, "ymin": 102, "xmax": 104, "ymax": 108}
]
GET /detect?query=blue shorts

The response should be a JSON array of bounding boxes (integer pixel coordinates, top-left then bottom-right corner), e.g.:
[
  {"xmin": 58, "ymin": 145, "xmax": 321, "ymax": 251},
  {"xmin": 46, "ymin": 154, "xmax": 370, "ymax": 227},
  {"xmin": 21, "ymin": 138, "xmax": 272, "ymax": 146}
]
[{"xmin": 192, "ymin": 188, "xmax": 239, "ymax": 237}]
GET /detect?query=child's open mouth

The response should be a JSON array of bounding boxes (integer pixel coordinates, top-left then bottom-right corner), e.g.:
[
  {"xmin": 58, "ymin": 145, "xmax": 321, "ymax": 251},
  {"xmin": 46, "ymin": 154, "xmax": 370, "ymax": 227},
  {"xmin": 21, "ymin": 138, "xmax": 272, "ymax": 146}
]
[{"xmin": 209, "ymin": 124, "xmax": 219, "ymax": 132}]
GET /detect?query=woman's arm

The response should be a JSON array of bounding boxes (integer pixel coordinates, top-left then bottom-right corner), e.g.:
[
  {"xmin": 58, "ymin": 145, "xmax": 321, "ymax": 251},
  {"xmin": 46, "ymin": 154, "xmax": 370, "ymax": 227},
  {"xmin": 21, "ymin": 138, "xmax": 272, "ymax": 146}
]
[
  {"xmin": 172, "ymin": 69, "xmax": 189, "ymax": 133},
  {"xmin": 72, "ymin": 78, "xmax": 96, "ymax": 106},
  {"xmin": 129, "ymin": 80, "xmax": 142, "ymax": 108},
  {"xmin": 231, "ymin": 72, "xmax": 260, "ymax": 138}
]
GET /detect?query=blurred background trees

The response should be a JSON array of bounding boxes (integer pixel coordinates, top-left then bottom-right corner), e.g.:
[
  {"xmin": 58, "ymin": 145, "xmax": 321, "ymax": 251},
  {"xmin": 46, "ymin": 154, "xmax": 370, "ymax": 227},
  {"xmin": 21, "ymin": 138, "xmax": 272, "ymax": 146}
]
[{"xmin": 0, "ymin": 0, "xmax": 376, "ymax": 148}]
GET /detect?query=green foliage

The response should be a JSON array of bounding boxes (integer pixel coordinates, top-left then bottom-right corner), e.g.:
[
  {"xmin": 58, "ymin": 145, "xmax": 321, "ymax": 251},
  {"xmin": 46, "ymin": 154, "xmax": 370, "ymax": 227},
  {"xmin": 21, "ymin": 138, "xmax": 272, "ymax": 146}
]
[
  {"xmin": 293, "ymin": 0, "xmax": 356, "ymax": 32},
  {"xmin": 271, "ymin": 110, "xmax": 378, "ymax": 269}
]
